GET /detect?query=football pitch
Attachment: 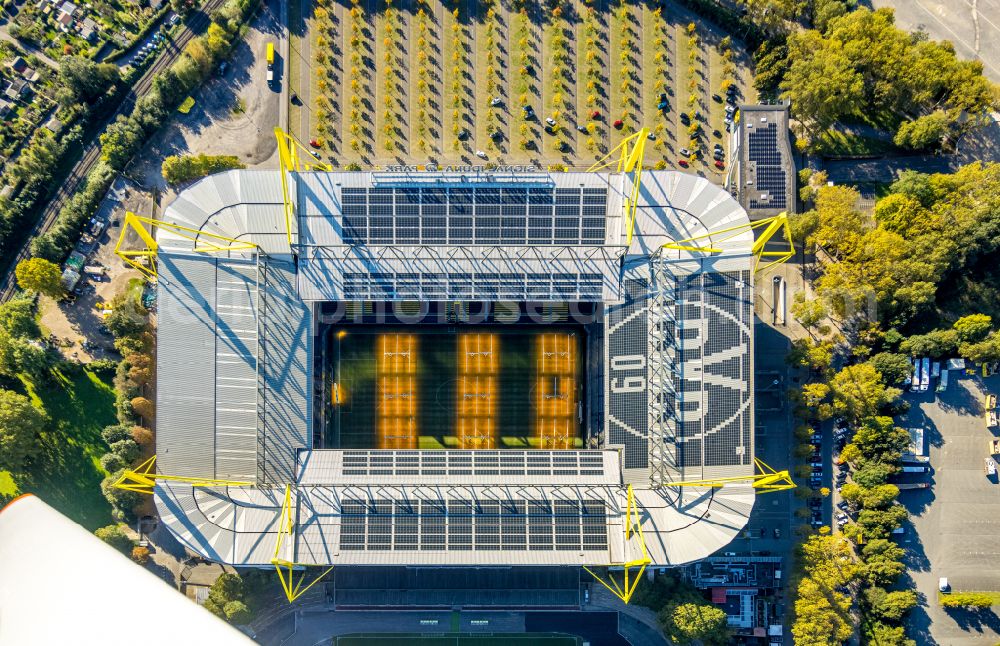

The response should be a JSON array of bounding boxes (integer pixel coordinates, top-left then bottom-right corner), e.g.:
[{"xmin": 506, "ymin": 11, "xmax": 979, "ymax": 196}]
[
  {"xmin": 325, "ymin": 325, "xmax": 586, "ymax": 450},
  {"xmin": 332, "ymin": 635, "xmax": 581, "ymax": 646}
]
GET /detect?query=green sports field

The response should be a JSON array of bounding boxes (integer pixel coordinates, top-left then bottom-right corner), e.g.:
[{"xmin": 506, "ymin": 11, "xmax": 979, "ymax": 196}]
[
  {"xmin": 333, "ymin": 635, "xmax": 580, "ymax": 646},
  {"xmin": 322, "ymin": 325, "xmax": 586, "ymax": 450}
]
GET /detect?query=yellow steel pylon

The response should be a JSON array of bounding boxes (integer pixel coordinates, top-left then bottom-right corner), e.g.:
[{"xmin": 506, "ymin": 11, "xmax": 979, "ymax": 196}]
[
  {"xmin": 272, "ymin": 484, "xmax": 334, "ymax": 602},
  {"xmin": 666, "ymin": 457, "xmax": 796, "ymax": 493},
  {"xmin": 111, "ymin": 456, "xmax": 255, "ymax": 495},
  {"xmin": 659, "ymin": 212, "xmax": 795, "ymax": 274},
  {"xmin": 114, "ymin": 212, "xmax": 258, "ymax": 280},
  {"xmin": 587, "ymin": 128, "xmax": 649, "ymax": 247},
  {"xmin": 274, "ymin": 128, "xmax": 333, "ymax": 247},
  {"xmin": 583, "ymin": 484, "xmax": 652, "ymax": 604}
]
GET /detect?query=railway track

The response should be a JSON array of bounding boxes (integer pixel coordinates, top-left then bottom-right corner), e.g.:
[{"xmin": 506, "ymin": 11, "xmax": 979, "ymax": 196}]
[{"xmin": 0, "ymin": 0, "xmax": 228, "ymax": 302}]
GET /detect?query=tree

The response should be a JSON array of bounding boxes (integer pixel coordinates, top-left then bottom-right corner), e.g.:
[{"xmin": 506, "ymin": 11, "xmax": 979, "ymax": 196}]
[
  {"xmin": 900, "ymin": 329, "xmax": 959, "ymax": 358},
  {"xmin": 893, "ymin": 111, "xmax": 950, "ymax": 150},
  {"xmin": 960, "ymin": 331, "xmax": 1000, "ymax": 364},
  {"xmin": 207, "ymin": 572, "xmax": 244, "ymax": 617},
  {"xmin": 866, "ymin": 622, "xmax": 916, "ymax": 646},
  {"xmin": 0, "ymin": 390, "xmax": 48, "ymax": 472},
  {"xmin": 781, "ymin": 30, "xmax": 865, "ymax": 132},
  {"xmin": 791, "ymin": 292, "xmax": 828, "ymax": 330},
  {"xmin": 131, "ymin": 545, "xmax": 150, "ymax": 564},
  {"xmin": 869, "ymin": 353, "xmax": 911, "ymax": 385},
  {"xmin": 829, "ymin": 364, "xmax": 900, "ymax": 421},
  {"xmin": 94, "ymin": 524, "xmax": 133, "ymax": 555},
  {"xmin": 811, "ymin": 0, "xmax": 847, "ymax": 32},
  {"xmin": 105, "ymin": 293, "xmax": 147, "ymax": 339},
  {"xmin": 0, "ymin": 295, "xmax": 40, "ymax": 339},
  {"xmin": 15, "ymin": 258, "xmax": 65, "ymax": 299},
  {"xmin": 737, "ymin": 0, "xmax": 799, "ymax": 34},
  {"xmin": 805, "ymin": 185, "xmax": 868, "ymax": 258},
  {"xmin": 852, "ymin": 461, "xmax": 896, "ymax": 487},
  {"xmin": 857, "ymin": 505, "xmax": 908, "ymax": 543},
  {"xmin": 865, "ymin": 587, "xmax": 917, "ymax": 622},
  {"xmin": 953, "ymin": 314, "xmax": 992, "ymax": 342},
  {"xmin": 889, "ymin": 170, "xmax": 936, "ymax": 207},
  {"xmin": 792, "ymin": 577, "xmax": 855, "ymax": 645},
  {"xmin": 849, "ymin": 416, "xmax": 910, "ymax": 464},
  {"xmin": 668, "ymin": 603, "xmax": 730, "ymax": 645},
  {"xmin": 223, "ymin": 600, "xmax": 251, "ymax": 624},
  {"xmin": 57, "ymin": 56, "xmax": 119, "ymax": 106},
  {"xmin": 100, "ymin": 114, "xmax": 145, "ymax": 170}
]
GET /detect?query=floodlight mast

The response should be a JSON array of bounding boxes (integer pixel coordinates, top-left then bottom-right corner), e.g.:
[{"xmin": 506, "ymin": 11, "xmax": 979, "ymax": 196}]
[{"xmin": 587, "ymin": 128, "xmax": 649, "ymax": 248}]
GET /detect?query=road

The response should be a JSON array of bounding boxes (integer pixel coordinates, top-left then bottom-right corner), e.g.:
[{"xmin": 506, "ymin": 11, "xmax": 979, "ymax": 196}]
[
  {"xmin": 0, "ymin": 0, "xmax": 227, "ymax": 304},
  {"xmin": 0, "ymin": 26, "xmax": 59, "ymax": 68}
]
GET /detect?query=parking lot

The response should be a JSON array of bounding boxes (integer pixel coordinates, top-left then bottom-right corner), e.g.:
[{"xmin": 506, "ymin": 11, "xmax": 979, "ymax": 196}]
[{"xmin": 899, "ymin": 372, "xmax": 1000, "ymax": 645}]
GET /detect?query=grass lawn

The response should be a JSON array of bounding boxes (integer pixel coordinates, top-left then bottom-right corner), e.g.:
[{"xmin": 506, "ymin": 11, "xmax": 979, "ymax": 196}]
[
  {"xmin": 813, "ymin": 129, "xmax": 898, "ymax": 158},
  {"xmin": 16, "ymin": 365, "xmax": 117, "ymax": 530}
]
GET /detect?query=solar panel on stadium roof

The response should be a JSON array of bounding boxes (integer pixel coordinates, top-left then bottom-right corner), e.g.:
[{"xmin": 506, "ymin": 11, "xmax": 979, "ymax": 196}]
[{"xmin": 747, "ymin": 122, "xmax": 787, "ymax": 209}]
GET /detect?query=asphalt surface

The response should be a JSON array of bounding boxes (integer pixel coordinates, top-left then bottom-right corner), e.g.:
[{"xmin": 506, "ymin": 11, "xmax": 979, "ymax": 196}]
[
  {"xmin": 0, "ymin": 0, "xmax": 228, "ymax": 303},
  {"xmin": 900, "ymin": 374, "xmax": 1000, "ymax": 645}
]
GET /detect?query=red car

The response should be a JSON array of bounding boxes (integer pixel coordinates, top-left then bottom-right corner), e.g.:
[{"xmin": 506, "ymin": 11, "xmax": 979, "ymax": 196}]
[
  {"xmin": 309, "ymin": 138, "xmax": 321, "ymax": 148},
  {"xmin": 591, "ymin": 110, "xmax": 601, "ymax": 119},
  {"xmin": 678, "ymin": 159, "xmax": 689, "ymax": 167},
  {"xmin": 613, "ymin": 119, "xmax": 624, "ymax": 129},
  {"xmin": 714, "ymin": 160, "xmax": 725, "ymax": 169}
]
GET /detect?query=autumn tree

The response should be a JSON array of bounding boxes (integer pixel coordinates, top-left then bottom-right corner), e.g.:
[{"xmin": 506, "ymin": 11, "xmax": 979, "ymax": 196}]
[
  {"xmin": 829, "ymin": 364, "xmax": 900, "ymax": 421},
  {"xmin": 15, "ymin": 258, "xmax": 65, "ymax": 299},
  {"xmin": 0, "ymin": 390, "xmax": 48, "ymax": 472}
]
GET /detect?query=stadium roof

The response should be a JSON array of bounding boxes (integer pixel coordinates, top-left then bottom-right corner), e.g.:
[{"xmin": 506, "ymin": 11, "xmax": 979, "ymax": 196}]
[{"xmin": 150, "ymin": 169, "xmax": 758, "ymax": 569}]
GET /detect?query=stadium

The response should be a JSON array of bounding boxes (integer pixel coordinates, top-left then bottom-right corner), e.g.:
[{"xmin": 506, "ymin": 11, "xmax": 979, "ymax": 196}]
[{"xmin": 118, "ymin": 135, "xmax": 794, "ymax": 601}]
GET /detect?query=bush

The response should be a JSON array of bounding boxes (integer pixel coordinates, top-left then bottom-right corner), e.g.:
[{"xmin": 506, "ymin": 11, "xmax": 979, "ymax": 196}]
[
  {"xmin": 130, "ymin": 397, "xmax": 155, "ymax": 420},
  {"xmin": 131, "ymin": 426, "xmax": 154, "ymax": 448},
  {"xmin": 101, "ymin": 469, "xmax": 143, "ymax": 521},
  {"xmin": 110, "ymin": 439, "xmax": 140, "ymax": 464},
  {"xmin": 162, "ymin": 154, "xmax": 245, "ymax": 185},
  {"xmin": 223, "ymin": 600, "xmax": 251, "ymax": 624},
  {"xmin": 131, "ymin": 545, "xmax": 150, "ymax": 564},
  {"xmin": 941, "ymin": 593, "xmax": 996, "ymax": 610},
  {"xmin": 100, "ymin": 452, "xmax": 125, "ymax": 473},
  {"xmin": 88, "ymin": 358, "xmax": 119, "ymax": 373},
  {"xmin": 95, "ymin": 524, "xmax": 133, "ymax": 554},
  {"xmin": 102, "ymin": 423, "xmax": 133, "ymax": 445}
]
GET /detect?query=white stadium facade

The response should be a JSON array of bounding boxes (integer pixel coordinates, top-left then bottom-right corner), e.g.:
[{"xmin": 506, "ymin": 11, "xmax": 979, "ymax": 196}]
[{"xmin": 135, "ymin": 165, "xmax": 777, "ymax": 595}]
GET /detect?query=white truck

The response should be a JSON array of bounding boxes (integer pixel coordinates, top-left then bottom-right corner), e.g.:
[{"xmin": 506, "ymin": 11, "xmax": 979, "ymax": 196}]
[
  {"xmin": 987, "ymin": 457, "xmax": 997, "ymax": 477},
  {"xmin": 920, "ymin": 357, "xmax": 931, "ymax": 392}
]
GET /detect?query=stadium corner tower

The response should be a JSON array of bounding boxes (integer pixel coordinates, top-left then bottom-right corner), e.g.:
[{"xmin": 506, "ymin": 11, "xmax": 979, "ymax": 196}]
[{"xmin": 151, "ymin": 168, "xmax": 757, "ymax": 578}]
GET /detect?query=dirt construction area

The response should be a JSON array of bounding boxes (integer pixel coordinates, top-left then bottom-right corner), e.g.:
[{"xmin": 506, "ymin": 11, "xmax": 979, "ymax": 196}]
[{"xmin": 132, "ymin": 0, "xmax": 284, "ymax": 194}]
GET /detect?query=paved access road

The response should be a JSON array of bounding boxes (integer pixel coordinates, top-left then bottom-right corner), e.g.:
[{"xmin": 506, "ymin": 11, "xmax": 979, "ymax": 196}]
[
  {"xmin": 0, "ymin": 0, "xmax": 228, "ymax": 304},
  {"xmin": 901, "ymin": 373, "xmax": 1000, "ymax": 645}
]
